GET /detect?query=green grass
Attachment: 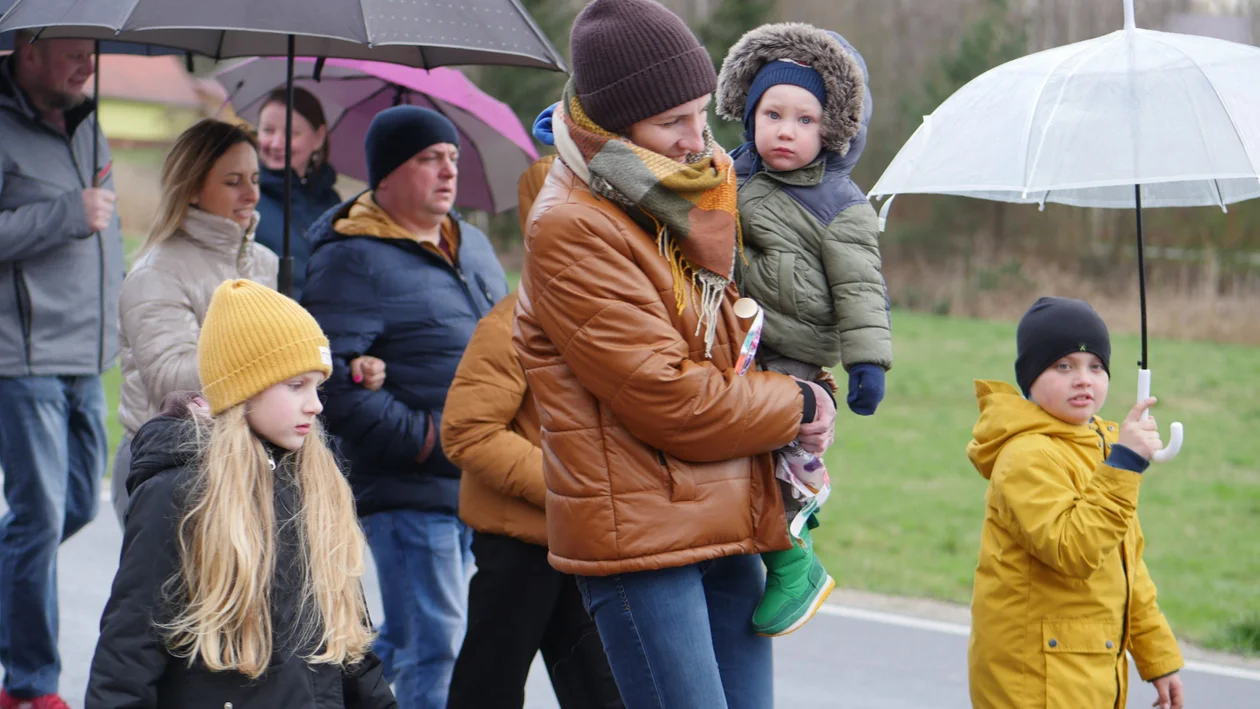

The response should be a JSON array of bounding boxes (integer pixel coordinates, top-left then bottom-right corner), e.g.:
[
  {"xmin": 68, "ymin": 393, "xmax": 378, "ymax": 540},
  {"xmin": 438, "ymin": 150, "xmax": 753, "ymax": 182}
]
[{"xmin": 814, "ymin": 311, "xmax": 1260, "ymax": 655}]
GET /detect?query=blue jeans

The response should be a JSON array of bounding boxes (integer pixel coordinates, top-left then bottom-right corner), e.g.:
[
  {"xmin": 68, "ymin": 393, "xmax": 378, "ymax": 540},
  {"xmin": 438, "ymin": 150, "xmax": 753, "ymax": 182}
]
[
  {"xmin": 576, "ymin": 554, "xmax": 773, "ymax": 709},
  {"xmin": 362, "ymin": 509, "xmax": 474, "ymax": 709},
  {"xmin": 0, "ymin": 376, "xmax": 106, "ymax": 698}
]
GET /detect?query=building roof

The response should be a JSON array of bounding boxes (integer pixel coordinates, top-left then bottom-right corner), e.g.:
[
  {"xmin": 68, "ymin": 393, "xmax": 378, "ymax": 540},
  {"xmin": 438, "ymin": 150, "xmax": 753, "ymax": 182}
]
[{"xmin": 95, "ymin": 55, "xmax": 202, "ymax": 107}]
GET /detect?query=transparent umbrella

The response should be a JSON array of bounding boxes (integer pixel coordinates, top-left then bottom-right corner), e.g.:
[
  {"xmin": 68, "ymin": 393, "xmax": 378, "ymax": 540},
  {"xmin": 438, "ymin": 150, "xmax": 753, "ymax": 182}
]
[{"xmin": 867, "ymin": 0, "xmax": 1260, "ymax": 461}]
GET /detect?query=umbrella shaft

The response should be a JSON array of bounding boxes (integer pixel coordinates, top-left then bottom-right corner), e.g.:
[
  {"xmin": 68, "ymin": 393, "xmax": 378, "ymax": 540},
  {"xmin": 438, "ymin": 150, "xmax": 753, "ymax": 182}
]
[
  {"xmin": 1135, "ymin": 185, "xmax": 1148, "ymax": 369},
  {"xmin": 92, "ymin": 42, "xmax": 100, "ymax": 188},
  {"xmin": 280, "ymin": 35, "xmax": 296, "ymax": 296}
]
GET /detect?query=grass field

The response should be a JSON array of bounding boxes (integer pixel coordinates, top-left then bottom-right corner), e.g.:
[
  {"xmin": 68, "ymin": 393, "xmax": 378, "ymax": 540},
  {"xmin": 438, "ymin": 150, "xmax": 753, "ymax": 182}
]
[
  {"xmin": 813, "ymin": 310, "xmax": 1260, "ymax": 655},
  {"xmin": 98, "ymin": 304, "xmax": 1259, "ymax": 655}
]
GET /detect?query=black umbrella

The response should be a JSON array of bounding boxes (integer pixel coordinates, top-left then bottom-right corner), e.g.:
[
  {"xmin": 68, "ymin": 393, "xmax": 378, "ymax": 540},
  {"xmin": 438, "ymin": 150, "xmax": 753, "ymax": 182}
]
[{"xmin": 0, "ymin": 0, "xmax": 567, "ymax": 295}]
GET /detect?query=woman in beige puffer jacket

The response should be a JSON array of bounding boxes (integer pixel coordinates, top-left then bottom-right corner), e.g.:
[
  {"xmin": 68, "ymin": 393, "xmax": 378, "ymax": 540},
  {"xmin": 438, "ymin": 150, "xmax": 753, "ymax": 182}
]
[{"xmin": 111, "ymin": 121, "xmax": 277, "ymax": 522}]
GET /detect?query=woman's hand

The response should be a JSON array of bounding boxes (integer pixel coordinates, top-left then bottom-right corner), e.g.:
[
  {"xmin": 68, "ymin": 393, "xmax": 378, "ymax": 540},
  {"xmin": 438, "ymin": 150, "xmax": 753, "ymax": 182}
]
[{"xmin": 797, "ymin": 379, "xmax": 837, "ymax": 455}]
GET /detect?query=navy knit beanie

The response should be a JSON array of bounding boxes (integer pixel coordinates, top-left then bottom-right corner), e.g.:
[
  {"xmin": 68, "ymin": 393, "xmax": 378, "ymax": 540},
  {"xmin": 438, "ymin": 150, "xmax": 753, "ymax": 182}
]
[
  {"xmin": 365, "ymin": 106, "xmax": 460, "ymax": 189},
  {"xmin": 1015, "ymin": 297, "xmax": 1111, "ymax": 397},
  {"xmin": 743, "ymin": 59, "xmax": 828, "ymax": 142}
]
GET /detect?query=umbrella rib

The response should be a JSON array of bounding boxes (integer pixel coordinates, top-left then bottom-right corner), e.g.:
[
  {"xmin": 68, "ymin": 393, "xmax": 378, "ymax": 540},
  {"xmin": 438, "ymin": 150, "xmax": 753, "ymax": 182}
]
[
  {"xmin": 326, "ymin": 83, "xmax": 397, "ymax": 134},
  {"xmin": 1142, "ymin": 32, "xmax": 1260, "ymax": 178},
  {"xmin": 1024, "ymin": 32, "xmax": 1126, "ymax": 195},
  {"xmin": 1017, "ymin": 44, "xmax": 1103, "ymax": 193},
  {"xmin": 503, "ymin": 0, "xmax": 567, "ymax": 71}
]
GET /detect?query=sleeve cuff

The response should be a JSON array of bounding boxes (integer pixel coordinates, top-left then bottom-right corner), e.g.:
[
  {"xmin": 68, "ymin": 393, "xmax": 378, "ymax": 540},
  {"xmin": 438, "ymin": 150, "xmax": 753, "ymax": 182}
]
[
  {"xmin": 797, "ymin": 381, "xmax": 816, "ymax": 424},
  {"xmin": 1107, "ymin": 444, "xmax": 1150, "ymax": 474}
]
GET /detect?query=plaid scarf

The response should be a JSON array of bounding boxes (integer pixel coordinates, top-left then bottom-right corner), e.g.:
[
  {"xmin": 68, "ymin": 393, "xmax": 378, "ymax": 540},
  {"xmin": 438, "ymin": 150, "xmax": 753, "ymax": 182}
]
[{"xmin": 552, "ymin": 80, "xmax": 742, "ymax": 357}]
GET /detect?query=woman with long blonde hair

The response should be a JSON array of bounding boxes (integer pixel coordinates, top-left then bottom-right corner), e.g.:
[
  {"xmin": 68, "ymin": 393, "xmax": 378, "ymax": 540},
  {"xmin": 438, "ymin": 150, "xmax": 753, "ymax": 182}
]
[{"xmin": 87, "ymin": 279, "xmax": 397, "ymax": 709}]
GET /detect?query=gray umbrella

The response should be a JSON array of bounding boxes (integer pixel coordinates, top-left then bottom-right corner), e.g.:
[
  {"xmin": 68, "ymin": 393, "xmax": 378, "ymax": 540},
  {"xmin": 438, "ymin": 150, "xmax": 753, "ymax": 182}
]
[
  {"xmin": 0, "ymin": 0, "xmax": 567, "ymax": 294},
  {"xmin": 0, "ymin": 0, "xmax": 566, "ymax": 71}
]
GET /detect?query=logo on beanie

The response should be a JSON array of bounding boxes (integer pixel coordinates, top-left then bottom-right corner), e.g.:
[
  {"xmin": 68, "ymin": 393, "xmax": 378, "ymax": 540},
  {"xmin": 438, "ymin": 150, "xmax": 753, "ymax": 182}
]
[
  {"xmin": 1080, "ymin": 343, "xmax": 1087, "ymax": 352},
  {"xmin": 320, "ymin": 346, "xmax": 332, "ymax": 367}
]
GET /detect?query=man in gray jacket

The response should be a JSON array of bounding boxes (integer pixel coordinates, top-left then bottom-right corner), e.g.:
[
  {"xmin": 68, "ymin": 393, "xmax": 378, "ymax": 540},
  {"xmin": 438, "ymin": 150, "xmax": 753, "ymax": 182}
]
[{"xmin": 0, "ymin": 32, "xmax": 122, "ymax": 709}]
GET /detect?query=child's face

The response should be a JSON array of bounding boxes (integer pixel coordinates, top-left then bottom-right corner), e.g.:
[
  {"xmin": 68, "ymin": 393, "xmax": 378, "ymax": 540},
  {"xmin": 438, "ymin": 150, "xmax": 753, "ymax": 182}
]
[
  {"xmin": 754, "ymin": 84, "xmax": 824, "ymax": 172},
  {"xmin": 1029, "ymin": 352, "xmax": 1109, "ymax": 426},
  {"xmin": 246, "ymin": 371, "xmax": 325, "ymax": 450}
]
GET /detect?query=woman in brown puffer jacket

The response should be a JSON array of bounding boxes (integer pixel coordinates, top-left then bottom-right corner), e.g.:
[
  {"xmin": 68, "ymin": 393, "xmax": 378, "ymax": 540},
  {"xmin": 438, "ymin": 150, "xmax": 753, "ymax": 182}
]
[{"xmin": 511, "ymin": 1, "xmax": 837, "ymax": 707}]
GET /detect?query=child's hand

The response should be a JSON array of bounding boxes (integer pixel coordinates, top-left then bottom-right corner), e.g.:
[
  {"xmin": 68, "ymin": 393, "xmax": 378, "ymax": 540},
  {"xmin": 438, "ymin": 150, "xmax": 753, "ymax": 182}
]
[
  {"xmin": 846, "ymin": 364, "xmax": 885, "ymax": 416},
  {"xmin": 1119, "ymin": 397, "xmax": 1163, "ymax": 460},
  {"xmin": 1151, "ymin": 671, "xmax": 1183, "ymax": 709},
  {"xmin": 350, "ymin": 356, "xmax": 387, "ymax": 391}
]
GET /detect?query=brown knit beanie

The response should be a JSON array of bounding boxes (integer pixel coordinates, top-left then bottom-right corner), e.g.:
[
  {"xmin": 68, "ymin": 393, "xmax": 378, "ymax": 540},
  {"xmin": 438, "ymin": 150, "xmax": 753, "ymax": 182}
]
[{"xmin": 569, "ymin": 0, "xmax": 717, "ymax": 132}]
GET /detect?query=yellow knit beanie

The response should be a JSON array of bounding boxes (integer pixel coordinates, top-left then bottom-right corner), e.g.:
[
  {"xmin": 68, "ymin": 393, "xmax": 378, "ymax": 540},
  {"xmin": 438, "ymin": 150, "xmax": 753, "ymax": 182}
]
[{"xmin": 198, "ymin": 279, "xmax": 332, "ymax": 415}]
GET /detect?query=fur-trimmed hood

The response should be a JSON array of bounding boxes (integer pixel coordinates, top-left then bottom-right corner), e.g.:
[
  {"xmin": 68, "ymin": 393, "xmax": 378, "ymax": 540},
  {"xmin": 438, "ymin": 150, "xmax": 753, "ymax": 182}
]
[{"xmin": 717, "ymin": 23, "xmax": 871, "ymax": 158}]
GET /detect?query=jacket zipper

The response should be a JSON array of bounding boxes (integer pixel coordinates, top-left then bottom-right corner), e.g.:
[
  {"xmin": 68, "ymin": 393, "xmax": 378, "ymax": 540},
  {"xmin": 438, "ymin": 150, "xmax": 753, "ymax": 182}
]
[
  {"xmin": 1096, "ymin": 422, "xmax": 1129, "ymax": 709},
  {"xmin": 451, "ymin": 264, "xmax": 484, "ymax": 317},
  {"xmin": 417, "ymin": 240, "xmax": 485, "ymax": 318},
  {"xmin": 65, "ymin": 132, "xmax": 106, "ymax": 372},
  {"xmin": 12, "ymin": 264, "xmax": 32, "ymax": 371}
]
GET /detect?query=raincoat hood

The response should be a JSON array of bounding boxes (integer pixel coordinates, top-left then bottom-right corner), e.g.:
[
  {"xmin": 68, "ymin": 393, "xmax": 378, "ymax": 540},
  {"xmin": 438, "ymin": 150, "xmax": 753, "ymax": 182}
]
[
  {"xmin": 717, "ymin": 23, "xmax": 872, "ymax": 158},
  {"xmin": 968, "ymin": 379, "xmax": 1105, "ymax": 480}
]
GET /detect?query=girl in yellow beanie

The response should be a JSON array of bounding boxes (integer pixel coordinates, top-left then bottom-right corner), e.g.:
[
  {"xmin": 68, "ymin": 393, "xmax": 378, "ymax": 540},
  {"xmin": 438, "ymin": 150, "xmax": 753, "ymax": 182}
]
[{"xmin": 86, "ymin": 279, "xmax": 397, "ymax": 708}]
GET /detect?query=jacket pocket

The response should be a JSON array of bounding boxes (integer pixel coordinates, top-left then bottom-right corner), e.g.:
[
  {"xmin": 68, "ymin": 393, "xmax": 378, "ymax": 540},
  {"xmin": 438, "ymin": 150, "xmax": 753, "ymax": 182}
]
[
  {"xmin": 776, "ymin": 252, "xmax": 798, "ymax": 317},
  {"xmin": 658, "ymin": 450, "xmax": 696, "ymax": 502},
  {"xmin": 1042, "ymin": 620, "xmax": 1122, "ymax": 709},
  {"xmin": 12, "ymin": 264, "xmax": 32, "ymax": 365}
]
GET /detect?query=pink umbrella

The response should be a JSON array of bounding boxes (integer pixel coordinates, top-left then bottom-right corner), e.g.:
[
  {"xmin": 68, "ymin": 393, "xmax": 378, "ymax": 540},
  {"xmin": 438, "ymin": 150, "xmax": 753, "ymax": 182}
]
[{"xmin": 218, "ymin": 57, "xmax": 539, "ymax": 213}]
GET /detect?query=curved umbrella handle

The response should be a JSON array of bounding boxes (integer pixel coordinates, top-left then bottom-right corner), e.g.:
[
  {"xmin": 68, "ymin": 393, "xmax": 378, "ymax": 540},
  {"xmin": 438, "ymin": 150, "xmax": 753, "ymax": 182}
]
[{"xmin": 1137, "ymin": 369, "xmax": 1184, "ymax": 463}]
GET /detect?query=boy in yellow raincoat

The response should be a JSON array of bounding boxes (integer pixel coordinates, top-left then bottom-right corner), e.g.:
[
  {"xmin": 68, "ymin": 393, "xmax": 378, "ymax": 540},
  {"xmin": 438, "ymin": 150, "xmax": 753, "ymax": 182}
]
[{"xmin": 968, "ymin": 297, "xmax": 1185, "ymax": 709}]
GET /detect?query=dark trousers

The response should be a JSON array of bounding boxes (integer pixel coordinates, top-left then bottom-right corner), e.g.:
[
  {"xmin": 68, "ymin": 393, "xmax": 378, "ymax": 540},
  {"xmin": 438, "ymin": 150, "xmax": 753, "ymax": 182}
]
[{"xmin": 446, "ymin": 531, "xmax": 623, "ymax": 709}]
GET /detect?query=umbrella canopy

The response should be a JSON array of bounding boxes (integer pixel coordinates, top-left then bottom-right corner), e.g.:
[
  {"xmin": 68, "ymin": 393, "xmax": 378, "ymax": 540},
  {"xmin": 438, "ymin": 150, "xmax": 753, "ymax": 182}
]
[
  {"xmin": 870, "ymin": 5, "xmax": 1260, "ymax": 210},
  {"xmin": 0, "ymin": 0, "xmax": 184, "ymax": 55},
  {"xmin": 218, "ymin": 58, "xmax": 539, "ymax": 213},
  {"xmin": 0, "ymin": 0, "xmax": 567, "ymax": 71}
]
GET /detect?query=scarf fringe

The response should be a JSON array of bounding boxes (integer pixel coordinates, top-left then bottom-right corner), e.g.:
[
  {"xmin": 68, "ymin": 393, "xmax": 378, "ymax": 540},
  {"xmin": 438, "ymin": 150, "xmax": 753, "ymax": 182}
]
[{"xmin": 652, "ymin": 220, "xmax": 725, "ymax": 358}]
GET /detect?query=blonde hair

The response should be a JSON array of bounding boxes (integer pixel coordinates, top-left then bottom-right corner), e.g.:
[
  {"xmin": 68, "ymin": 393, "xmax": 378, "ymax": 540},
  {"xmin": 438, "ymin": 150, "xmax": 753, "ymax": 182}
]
[
  {"xmin": 142, "ymin": 119, "xmax": 259, "ymax": 256},
  {"xmin": 160, "ymin": 406, "xmax": 372, "ymax": 677}
]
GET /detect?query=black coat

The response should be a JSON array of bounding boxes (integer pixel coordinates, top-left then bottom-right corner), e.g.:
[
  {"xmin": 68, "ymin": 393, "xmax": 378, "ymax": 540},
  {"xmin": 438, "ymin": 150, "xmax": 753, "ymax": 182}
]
[{"xmin": 86, "ymin": 416, "xmax": 396, "ymax": 709}]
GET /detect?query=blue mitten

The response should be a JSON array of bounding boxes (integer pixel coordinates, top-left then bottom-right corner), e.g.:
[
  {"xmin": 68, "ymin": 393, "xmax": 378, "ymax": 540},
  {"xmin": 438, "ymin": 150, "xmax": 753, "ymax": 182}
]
[
  {"xmin": 847, "ymin": 364, "xmax": 885, "ymax": 416},
  {"xmin": 533, "ymin": 103, "xmax": 558, "ymax": 146}
]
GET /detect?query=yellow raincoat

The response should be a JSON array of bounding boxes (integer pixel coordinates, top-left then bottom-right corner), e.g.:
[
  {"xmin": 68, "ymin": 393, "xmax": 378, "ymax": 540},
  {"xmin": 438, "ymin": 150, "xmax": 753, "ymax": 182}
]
[{"xmin": 967, "ymin": 380, "xmax": 1183, "ymax": 708}]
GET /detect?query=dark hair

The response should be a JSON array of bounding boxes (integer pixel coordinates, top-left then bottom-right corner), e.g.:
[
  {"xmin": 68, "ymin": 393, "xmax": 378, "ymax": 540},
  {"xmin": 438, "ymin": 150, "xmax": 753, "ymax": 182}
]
[{"xmin": 261, "ymin": 87, "xmax": 331, "ymax": 173}]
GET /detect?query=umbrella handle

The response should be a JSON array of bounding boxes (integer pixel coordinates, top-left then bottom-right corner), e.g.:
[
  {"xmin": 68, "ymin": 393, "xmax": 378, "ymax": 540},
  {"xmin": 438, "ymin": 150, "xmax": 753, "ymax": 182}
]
[{"xmin": 1137, "ymin": 369, "xmax": 1183, "ymax": 463}]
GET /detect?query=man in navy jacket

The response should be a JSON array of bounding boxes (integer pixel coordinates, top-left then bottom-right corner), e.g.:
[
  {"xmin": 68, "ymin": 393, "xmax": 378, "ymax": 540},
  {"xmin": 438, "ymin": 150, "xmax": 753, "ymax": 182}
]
[{"xmin": 302, "ymin": 107, "xmax": 507, "ymax": 709}]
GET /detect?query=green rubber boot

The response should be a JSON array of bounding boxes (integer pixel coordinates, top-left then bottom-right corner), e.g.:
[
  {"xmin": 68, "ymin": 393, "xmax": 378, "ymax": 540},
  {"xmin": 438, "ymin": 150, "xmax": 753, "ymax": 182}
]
[{"xmin": 752, "ymin": 526, "xmax": 835, "ymax": 637}]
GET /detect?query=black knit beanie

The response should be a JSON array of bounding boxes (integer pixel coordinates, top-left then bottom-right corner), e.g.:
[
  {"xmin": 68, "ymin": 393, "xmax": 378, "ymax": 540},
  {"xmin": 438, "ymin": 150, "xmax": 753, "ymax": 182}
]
[
  {"xmin": 569, "ymin": 0, "xmax": 718, "ymax": 133},
  {"xmin": 1015, "ymin": 297, "xmax": 1111, "ymax": 397},
  {"xmin": 365, "ymin": 106, "xmax": 460, "ymax": 189}
]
